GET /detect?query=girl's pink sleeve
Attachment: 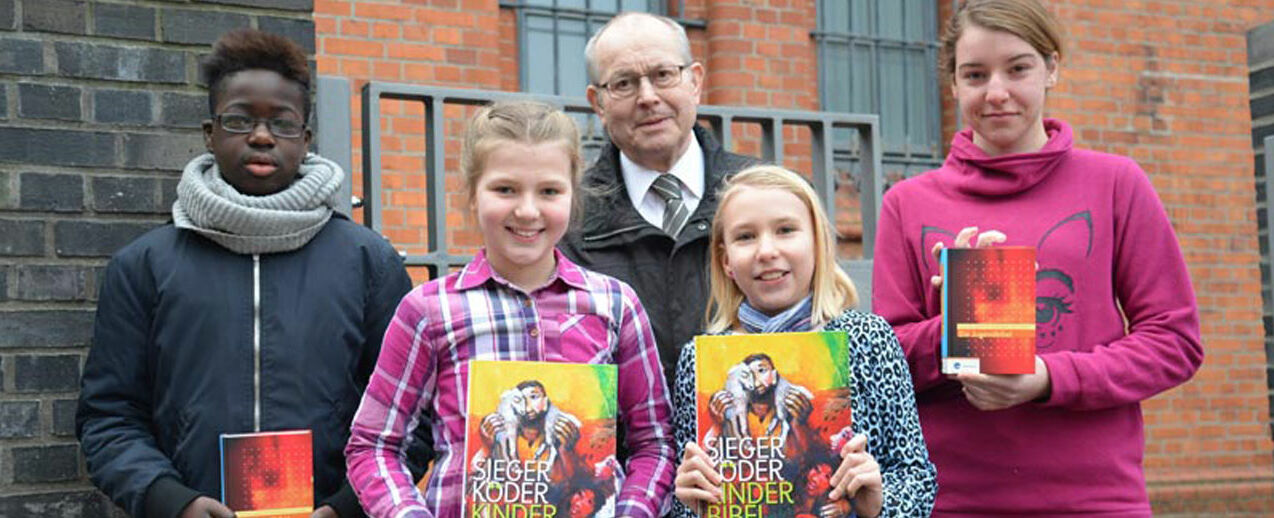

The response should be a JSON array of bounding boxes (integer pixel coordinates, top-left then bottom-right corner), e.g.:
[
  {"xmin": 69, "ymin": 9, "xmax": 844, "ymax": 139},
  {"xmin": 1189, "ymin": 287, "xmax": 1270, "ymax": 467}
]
[
  {"xmin": 872, "ymin": 189, "xmax": 948, "ymax": 393},
  {"xmin": 1039, "ymin": 161, "xmax": 1203, "ymax": 410},
  {"xmin": 611, "ymin": 281, "xmax": 677, "ymax": 518},
  {"xmin": 346, "ymin": 289, "xmax": 438, "ymax": 518}
]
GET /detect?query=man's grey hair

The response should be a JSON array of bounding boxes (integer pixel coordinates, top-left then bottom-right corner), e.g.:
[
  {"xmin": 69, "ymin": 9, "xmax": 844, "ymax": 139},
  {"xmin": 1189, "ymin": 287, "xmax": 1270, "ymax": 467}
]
[{"xmin": 584, "ymin": 12, "xmax": 693, "ymax": 85}]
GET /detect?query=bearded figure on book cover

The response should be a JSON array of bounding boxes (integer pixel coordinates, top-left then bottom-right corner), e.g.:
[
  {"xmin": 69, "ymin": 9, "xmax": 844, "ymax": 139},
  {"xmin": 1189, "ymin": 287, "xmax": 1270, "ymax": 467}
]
[{"xmin": 478, "ymin": 380, "xmax": 585, "ymax": 485}]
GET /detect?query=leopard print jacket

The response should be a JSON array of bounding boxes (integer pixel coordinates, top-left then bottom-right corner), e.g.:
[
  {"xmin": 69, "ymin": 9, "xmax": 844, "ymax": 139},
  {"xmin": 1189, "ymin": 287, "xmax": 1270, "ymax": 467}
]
[{"xmin": 668, "ymin": 309, "xmax": 937, "ymax": 517}]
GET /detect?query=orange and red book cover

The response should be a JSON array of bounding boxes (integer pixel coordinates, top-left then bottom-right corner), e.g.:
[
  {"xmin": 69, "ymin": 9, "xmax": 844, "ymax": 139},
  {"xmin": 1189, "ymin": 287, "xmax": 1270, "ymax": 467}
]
[
  {"xmin": 941, "ymin": 246, "xmax": 1037, "ymax": 374},
  {"xmin": 461, "ymin": 361, "xmax": 620, "ymax": 518},
  {"xmin": 694, "ymin": 331, "xmax": 854, "ymax": 518},
  {"xmin": 219, "ymin": 429, "xmax": 313, "ymax": 518}
]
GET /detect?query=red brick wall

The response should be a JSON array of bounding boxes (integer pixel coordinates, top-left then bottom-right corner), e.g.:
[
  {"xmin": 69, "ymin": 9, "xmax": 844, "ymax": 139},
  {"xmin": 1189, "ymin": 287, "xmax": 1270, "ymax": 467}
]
[
  {"xmin": 703, "ymin": 1, "xmax": 818, "ymax": 110},
  {"xmin": 1040, "ymin": 2, "xmax": 1273, "ymax": 511},
  {"xmin": 315, "ymin": 1, "xmax": 1274, "ymax": 512},
  {"xmin": 316, "ymin": 0, "xmax": 504, "ymax": 282},
  {"xmin": 0, "ymin": 0, "xmax": 316, "ymax": 511},
  {"xmin": 700, "ymin": 1, "xmax": 857, "ymax": 254}
]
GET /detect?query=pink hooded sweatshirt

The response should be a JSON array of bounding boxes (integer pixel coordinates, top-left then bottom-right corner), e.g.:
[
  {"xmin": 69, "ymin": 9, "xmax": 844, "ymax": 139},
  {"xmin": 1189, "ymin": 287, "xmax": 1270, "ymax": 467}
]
[{"xmin": 873, "ymin": 118, "xmax": 1203, "ymax": 517}]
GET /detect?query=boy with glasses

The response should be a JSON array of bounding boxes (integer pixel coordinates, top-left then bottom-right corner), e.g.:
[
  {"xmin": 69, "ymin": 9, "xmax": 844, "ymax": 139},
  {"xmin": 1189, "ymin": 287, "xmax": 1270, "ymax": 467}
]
[{"xmin": 77, "ymin": 29, "xmax": 427, "ymax": 518}]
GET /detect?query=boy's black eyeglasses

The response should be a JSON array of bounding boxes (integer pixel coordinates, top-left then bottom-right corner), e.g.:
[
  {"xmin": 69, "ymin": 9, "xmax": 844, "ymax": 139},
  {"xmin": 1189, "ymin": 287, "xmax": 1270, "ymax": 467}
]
[
  {"xmin": 595, "ymin": 64, "xmax": 692, "ymax": 99},
  {"xmin": 213, "ymin": 113, "xmax": 306, "ymax": 139}
]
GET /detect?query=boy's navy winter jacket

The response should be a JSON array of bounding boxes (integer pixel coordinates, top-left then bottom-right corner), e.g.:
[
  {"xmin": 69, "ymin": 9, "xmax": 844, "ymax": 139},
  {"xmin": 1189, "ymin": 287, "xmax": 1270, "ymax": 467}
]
[{"xmin": 77, "ymin": 214, "xmax": 424, "ymax": 518}]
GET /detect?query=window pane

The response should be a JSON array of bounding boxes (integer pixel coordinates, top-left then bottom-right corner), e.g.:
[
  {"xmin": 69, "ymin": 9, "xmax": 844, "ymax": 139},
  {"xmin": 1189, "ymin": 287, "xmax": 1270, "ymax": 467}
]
[
  {"xmin": 850, "ymin": 0, "xmax": 871, "ymax": 34},
  {"xmin": 877, "ymin": 1, "xmax": 903, "ymax": 40},
  {"xmin": 817, "ymin": 0, "xmax": 941, "ymax": 175},
  {"xmin": 822, "ymin": 0, "xmax": 850, "ymax": 33},
  {"xmin": 823, "ymin": 42, "xmax": 851, "ymax": 112},
  {"xmin": 558, "ymin": 18, "xmax": 589, "ymax": 93},
  {"xmin": 525, "ymin": 15, "xmax": 557, "ymax": 94},
  {"xmin": 907, "ymin": 49, "xmax": 933, "ymax": 153},
  {"xmin": 516, "ymin": 4, "xmax": 656, "ymax": 96},
  {"xmin": 879, "ymin": 47, "xmax": 906, "ymax": 153},
  {"xmin": 851, "ymin": 43, "xmax": 874, "ymax": 114},
  {"xmin": 905, "ymin": 0, "xmax": 927, "ymax": 41}
]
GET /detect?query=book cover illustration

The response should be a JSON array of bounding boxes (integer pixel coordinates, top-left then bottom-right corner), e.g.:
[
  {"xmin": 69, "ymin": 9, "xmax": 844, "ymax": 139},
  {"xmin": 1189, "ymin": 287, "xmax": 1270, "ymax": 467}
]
[
  {"xmin": 695, "ymin": 331, "xmax": 854, "ymax": 518},
  {"xmin": 220, "ymin": 429, "xmax": 313, "ymax": 518},
  {"xmin": 463, "ymin": 361, "xmax": 621, "ymax": 518},
  {"xmin": 941, "ymin": 246, "xmax": 1037, "ymax": 375}
]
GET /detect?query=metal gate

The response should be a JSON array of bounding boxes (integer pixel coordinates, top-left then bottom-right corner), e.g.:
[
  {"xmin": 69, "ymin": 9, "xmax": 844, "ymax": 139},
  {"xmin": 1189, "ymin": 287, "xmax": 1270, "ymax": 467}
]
[{"xmin": 315, "ymin": 76, "xmax": 885, "ymax": 306}]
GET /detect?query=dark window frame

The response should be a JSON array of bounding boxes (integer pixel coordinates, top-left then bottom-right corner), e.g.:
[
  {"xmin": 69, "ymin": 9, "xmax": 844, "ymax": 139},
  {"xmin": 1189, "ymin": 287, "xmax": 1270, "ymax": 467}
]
[
  {"xmin": 814, "ymin": 0, "xmax": 944, "ymax": 180},
  {"xmin": 500, "ymin": 0, "xmax": 665, "ymax": 96}
]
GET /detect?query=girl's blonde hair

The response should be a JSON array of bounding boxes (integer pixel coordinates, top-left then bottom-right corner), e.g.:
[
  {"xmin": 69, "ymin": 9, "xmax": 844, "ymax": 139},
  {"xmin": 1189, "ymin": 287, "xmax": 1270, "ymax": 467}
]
[
  {"xmin": 705, "ymin": 165, "xmax": 859, "ymax": 333},
  {"xmin": 939, "ymin": 0, "xmax": 1065, "ymax": 83},
  {"xmin": 460, "ymin": 101, "xmax": 584, "ymax": 223}
]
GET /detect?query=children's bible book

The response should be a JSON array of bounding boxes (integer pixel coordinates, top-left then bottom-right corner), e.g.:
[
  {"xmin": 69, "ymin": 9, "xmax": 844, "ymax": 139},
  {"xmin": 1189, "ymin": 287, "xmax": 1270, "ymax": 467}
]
[
  {"xmin": 941, "ymin": 246, "xmax": 1037, "ymax": 375},
  {"xmin": 220, "ymin": 429, "xmax": 313, "ymax": 518},
  {"xmin": 694, "ymin": 331, "xmax": 854, "ymax": 518},
  {"xmin": 462, "ymin": 360, "xmax": 620, "ymax": 518}
]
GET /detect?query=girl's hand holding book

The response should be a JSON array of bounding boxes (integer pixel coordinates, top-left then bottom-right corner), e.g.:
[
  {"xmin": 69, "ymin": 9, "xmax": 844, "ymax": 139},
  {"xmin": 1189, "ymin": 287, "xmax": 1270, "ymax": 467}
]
[
  {"xmin": 929, "ymin": 226, "xmax": 1008, "ymax": 288},
  {"xmin": 818, "ymin": 499, "xmax": 852, "ymax": 518},
  {"xmin": 957, "ymin": 356, "xmax": 1052, "ymax": 410},
  {"xmin": 674, "ymin": 441, "xmax": 723, "ymax": 511},
  {"xmin": 828, "ymin": 433, "xmax": 882, "ymax": 518},
  {"xmin": 179, "ymin": 496, "xmax": 235, "ymax": 518}
]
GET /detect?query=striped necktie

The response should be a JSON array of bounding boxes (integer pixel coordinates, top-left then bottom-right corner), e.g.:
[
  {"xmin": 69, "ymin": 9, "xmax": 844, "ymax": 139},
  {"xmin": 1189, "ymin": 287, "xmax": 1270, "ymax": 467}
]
[{"xmin": 650, "ymin": 173, "xmax": 690, "ymax": 238}]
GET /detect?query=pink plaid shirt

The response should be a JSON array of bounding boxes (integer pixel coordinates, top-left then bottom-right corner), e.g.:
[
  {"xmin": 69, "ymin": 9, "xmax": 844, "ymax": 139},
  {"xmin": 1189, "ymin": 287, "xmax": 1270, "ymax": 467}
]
[{"xmin": 346, "ymin": 249, "xmax": 675, "ymax": 517}]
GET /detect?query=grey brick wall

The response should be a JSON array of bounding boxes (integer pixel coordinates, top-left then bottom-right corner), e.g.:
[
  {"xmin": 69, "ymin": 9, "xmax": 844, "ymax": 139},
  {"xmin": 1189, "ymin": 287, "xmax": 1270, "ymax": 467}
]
[
  {"xmin": 1249, "ymin": 20, "xmax": 1274, "ymax": 440},
  {"xmin": 0, "ymin": 1, "xmax": 313, "ymax": 514}
]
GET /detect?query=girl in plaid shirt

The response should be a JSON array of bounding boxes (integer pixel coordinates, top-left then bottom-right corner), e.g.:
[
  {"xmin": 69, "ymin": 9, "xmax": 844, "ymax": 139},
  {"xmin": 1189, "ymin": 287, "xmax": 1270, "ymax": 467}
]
[{"xmin": 346, "ymin": 101, "xmax": 676, "ymax": 518}]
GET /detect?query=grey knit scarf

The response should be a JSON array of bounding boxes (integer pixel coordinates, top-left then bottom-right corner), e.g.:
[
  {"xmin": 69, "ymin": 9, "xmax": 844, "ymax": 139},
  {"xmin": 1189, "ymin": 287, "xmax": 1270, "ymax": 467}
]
[{"xmin": 172, "ymin": 152, "xmax": 343, "ymax": 254}]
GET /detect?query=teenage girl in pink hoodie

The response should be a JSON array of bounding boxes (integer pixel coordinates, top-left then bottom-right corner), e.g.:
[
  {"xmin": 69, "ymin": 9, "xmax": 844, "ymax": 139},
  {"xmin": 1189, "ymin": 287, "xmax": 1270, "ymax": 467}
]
[{"xmin": 872, "ymin": 1, "xmax": 1203, "ymax": 516}]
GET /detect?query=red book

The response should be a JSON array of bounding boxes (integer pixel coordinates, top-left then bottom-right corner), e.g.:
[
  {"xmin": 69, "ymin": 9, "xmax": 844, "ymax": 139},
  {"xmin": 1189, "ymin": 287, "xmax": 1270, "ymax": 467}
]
[
  {"xmin": 220, "ymin": 429, "xmax": 313, "ymax": 518},
  {"xmin": 941, "ymin": 246, "xmax": 1037, "ymax": 374}
]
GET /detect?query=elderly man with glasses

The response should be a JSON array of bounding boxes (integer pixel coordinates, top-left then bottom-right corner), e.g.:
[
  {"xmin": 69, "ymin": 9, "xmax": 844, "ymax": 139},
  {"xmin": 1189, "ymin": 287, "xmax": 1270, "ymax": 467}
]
[{"xmin": 560, "ymin": 12, "xmax": 756, "ymax": 385}]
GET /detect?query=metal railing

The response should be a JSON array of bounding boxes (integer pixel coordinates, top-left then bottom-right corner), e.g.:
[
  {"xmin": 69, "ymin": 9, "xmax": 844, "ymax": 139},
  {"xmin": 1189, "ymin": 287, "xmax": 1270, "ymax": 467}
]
[{"xmin": 315, "ymin": 76, "xmax": 884, "ymax": 302}]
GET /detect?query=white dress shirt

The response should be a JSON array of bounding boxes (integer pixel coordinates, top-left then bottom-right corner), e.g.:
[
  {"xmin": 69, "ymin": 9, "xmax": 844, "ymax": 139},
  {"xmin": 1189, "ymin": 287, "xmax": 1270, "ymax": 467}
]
[{"xmin": 619, "ymin": 136, "xmax": 705, "ymax": 230}]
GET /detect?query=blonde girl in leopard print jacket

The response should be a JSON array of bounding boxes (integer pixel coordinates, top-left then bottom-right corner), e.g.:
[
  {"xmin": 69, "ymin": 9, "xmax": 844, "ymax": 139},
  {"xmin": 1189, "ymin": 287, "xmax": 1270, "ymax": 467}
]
[{"xmin": 669, "ymin": 165, "xmax": 936, "ymax": 518}]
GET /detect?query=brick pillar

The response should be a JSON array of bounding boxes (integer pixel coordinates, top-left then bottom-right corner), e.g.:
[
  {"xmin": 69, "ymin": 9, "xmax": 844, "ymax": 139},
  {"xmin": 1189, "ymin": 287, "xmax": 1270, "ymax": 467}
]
[
  {"xmin": 703, "ymin": 0, "xmax": 817, "ymax": 110},
  {"xmin": 1250, "ymin": 15, "xmax": 1274, "ymax": 452},
  {"xmin": 0, "ymin": 0, "xmax": 314, "ymax": 514},
  {"xmin": 702, "ymin": 1, "xmax": 865, "ymax": 254},
  {"xmin": 315, "ymin": 0, "xmax": 502, "ymax": 283},
  {"xmin": 700, "ymin": 0, "xmax": 818, "ymax": 168}
]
